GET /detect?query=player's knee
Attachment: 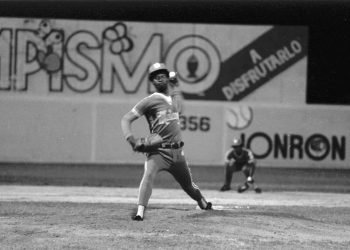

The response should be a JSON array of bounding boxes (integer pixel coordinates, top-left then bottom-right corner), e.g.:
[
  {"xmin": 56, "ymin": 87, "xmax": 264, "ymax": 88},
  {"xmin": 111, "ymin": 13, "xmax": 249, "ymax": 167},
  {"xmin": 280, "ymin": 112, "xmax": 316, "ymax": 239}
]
[
  {"xmin": 242, "ymin": 170, "xmax": 250, "ymax": 177},
  {"xmin": 250, "ymin": 163, "xmax": 257, "ymax": 171},
  {"xmin": 141, "ymin": 172, "xmax": 156, "ymax": 185}
]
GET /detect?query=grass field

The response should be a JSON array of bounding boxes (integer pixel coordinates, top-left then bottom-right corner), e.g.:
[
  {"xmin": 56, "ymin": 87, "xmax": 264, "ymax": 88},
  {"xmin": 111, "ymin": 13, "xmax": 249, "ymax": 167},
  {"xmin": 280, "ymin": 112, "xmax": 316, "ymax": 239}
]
[
  {"xmin": 1, "ymin": 186, "xmax": 350, "ymax": 249},
  {"xmin": 1, "ymin": 163, "xmax": 350, "ymax": 192}
]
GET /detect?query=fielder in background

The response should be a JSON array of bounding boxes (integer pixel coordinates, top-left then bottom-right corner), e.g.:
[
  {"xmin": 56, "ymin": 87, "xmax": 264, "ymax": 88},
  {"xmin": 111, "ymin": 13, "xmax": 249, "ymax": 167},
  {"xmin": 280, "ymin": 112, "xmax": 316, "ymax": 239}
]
[
  {"xmin": 121, "ymin": 62, "xmax": 212, "ymax": 221},
  {"xmin": 220, "ymin": 137, "xmax": 262, "ymax": 193}
]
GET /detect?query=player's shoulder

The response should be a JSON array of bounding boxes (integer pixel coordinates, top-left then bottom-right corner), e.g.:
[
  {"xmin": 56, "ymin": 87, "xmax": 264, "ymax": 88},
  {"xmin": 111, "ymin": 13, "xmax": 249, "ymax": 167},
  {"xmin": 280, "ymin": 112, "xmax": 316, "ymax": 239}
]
[
  {"xmin": 243, "ymin": 148, "xmax": 255, "ymax": 157},
  {"xmin": 243, "ymin": 148, "xmax": 253, "ymax": 154},
  {"xmin": 141, "ymin": 92, "xmax": 168, "ymax": 102},
  {"xmin": 133, "ymin": 94, "xmax": 155, "ymax": 114},
  {"xmin": 150, "ymin": 92, "xmax": 174, "ymax": 106},
  {"xmin": 137, "ymin": 93, "xmax": 160, "ymax": 104},
  {"xmin": 243, "ymin": 147, "xmax": 253, "ymax": 152},
  {"xmin": 225, "ymin": 148, "xmax": 235, "ymax": 157},
  {"xmin": 152, "ymin": 92, "xmax": 172, "ymax": 100}
]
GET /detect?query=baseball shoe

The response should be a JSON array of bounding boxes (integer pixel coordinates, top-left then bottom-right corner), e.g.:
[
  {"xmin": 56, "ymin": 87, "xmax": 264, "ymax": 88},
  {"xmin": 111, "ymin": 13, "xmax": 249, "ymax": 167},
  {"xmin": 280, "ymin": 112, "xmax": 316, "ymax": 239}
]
[
  {"xmin": 132, "ymin": 215, "xmax": 143, "ymax": 221},
  {"xmin": 204, "ymin": 202, "xmax": 213, "ymax": 210},
  {"xmin": 237, "ymin": 183, "xmax": 249, "ymax": 193},
  {"xmin": 197, "ymin": 197, "xmax": 213, "ymax": 210},
  {"xmin": 196, "ymin": 202, "xmax": 213, "ymax": 210},
  {"xmin": 254, "ymin": 187, "xmax": 262, "ymax": 193},
  {"xmin": 220, "ymin": 185, "xmax": 231, "ymax": 191}
]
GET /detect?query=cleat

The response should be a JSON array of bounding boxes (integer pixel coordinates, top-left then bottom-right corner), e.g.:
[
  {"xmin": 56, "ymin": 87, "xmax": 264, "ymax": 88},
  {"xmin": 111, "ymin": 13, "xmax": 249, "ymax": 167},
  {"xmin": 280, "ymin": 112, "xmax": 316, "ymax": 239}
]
[
  {"xmin": 220, "ymin": 185, "xmax": 231, "ymax": 191},
  {"xmin": 198, "ymin": 198, "xmax": 213, "ymax": 210},
  {"xmin": 237, "ymin": 183, "xmax": 249, "ymax": 193},
  {"xmin": 255, "ymin": 187, "xmax": 262, "ymax": 193},
  {"xmin": 133, "ymin": 215, "xmax": 143, "ymax": 221},
  {"xmin": 196, "ymin": 202, "xmax": 213, "ymax": 210},
  {"xmin": 205, "ymin": 202, "xmax": 213, "ymax": 210}
]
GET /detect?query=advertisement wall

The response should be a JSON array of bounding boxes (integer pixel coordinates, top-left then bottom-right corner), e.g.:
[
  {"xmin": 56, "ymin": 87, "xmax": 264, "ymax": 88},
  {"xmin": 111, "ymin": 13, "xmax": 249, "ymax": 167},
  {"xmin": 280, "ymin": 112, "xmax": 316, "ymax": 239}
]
[
  {"xmin": 222, "ymin": 103, "xmax": 349, "ymax": 168},
  {"xmin": 0, "ymin": 17, "xmax": 348, "ymax": 168},
  {"xmin": 0, "ymin": 18, "xmax": 307, "ymax": 102},
  {"xmin": 93, "ymin": 100, "xmax": 350, "ymax": 168}
]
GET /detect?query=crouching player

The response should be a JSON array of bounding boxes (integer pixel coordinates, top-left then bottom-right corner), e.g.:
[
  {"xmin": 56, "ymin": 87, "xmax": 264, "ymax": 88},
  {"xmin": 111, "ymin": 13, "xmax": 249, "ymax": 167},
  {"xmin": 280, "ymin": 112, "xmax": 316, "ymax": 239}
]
[{"xmin": 220, "ymin": 138, "xmax": 262, "ymax": 193}]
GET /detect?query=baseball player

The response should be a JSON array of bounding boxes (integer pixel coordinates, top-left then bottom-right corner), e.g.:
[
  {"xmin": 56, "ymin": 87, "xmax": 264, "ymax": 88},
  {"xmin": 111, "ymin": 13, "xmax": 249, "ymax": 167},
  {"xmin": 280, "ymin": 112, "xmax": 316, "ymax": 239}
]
[
  {"xmin": 121, "ymin": 62, "xmax": 212, "ymax": 221},
  {"xmin": 220, "ymin": 137, "xmax": 262, "ymax": 193}
]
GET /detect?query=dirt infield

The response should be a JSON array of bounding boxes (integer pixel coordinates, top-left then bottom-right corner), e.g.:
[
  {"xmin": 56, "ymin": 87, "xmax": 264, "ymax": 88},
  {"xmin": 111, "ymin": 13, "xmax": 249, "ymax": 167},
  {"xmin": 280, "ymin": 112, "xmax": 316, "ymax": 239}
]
[
  {"xmin": 1, "ymin": 185, "xmax": 350, "ymax": 249},
  {"xmin": 1, "ymin": 185, "xmax": 350, "ymax": 207}
]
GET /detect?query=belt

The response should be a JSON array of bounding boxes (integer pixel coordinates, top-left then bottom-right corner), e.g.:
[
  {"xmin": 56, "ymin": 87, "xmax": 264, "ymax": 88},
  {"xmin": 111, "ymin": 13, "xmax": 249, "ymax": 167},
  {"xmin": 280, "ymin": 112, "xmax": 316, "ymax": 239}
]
[{"xmin": 161, "ymin": 141, "xmax": 184, "ymax": 149}]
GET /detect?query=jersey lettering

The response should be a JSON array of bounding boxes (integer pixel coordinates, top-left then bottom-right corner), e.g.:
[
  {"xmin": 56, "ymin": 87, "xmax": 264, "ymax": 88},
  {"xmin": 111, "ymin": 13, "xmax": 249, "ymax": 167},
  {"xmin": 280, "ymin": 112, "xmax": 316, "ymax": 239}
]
[
  {"xmin": 132, "ymin": 92, "xmax": 182, "ymax": 142},
  {"xmin": 157, "ymin": 109, "xmax": 180, "ymax": 125}
]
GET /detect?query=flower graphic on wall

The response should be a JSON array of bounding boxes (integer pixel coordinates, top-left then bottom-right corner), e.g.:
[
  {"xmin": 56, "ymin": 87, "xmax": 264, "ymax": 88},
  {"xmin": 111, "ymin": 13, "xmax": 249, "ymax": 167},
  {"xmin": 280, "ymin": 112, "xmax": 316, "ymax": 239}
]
[
  {"xmin": 34, "ymin": 19, "xmax": 64, "ymax": 73},
  {"xmin": 102, "ymin": 22, "xmax": 134, "ymax": 54}
]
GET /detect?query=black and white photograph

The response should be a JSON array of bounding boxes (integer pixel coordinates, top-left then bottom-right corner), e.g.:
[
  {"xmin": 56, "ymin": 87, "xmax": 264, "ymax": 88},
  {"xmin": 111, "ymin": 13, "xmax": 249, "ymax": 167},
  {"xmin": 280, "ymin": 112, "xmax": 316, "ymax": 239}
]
[{"xmin": 0, "ymin": 0, "xmax": 349, "ymax": 249}]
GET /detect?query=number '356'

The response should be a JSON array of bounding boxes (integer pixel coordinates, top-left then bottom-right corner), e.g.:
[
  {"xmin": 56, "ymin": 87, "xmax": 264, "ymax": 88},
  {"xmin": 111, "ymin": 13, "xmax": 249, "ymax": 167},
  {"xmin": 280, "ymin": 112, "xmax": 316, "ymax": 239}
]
[{"xmin": 179, "ymin": 115, "xmax": 211, "ymax": 132}]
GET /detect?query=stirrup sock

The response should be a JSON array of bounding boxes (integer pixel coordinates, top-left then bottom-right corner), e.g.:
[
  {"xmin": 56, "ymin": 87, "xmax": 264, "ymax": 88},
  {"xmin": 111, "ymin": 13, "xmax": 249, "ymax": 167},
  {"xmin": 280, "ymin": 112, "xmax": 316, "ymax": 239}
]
[
  {"xmin": 198, "ymin": 198, "xmax": 208, "ymax": 209},
  {"xmin": 136, "ymin": 205, "xmax": 145, "ymax": 218}
]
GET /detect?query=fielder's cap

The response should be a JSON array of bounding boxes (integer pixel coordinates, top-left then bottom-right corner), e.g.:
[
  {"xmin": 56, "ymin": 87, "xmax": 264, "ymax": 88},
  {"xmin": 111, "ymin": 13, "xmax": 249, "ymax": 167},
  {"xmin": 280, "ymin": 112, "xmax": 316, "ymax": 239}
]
[
  {"xmin": 148, "ymin": 62, "xmax": 169, "ymax": 81},
  {"xmin": 232, "ymin": 138, "xmax": 243, "ymax": 147}
]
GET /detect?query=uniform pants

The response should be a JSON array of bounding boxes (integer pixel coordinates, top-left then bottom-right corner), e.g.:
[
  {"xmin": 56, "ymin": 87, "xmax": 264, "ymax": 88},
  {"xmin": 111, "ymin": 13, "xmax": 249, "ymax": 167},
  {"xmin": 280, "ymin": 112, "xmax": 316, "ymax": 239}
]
[
  {"xmin": 224, "ymin": 162, "xmax": 255, "ymax": 187},
  {"xmin": 138, "ymin": 148, "xmax": 204, "ymax": 207}
]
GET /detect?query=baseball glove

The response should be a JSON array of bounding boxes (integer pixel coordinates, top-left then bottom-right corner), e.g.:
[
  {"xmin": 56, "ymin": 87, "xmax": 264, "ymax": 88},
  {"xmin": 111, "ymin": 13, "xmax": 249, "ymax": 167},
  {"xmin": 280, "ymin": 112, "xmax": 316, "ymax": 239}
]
[{"xmin": 134, "ymin": 133, "xmax": 164, "ymax": 153}]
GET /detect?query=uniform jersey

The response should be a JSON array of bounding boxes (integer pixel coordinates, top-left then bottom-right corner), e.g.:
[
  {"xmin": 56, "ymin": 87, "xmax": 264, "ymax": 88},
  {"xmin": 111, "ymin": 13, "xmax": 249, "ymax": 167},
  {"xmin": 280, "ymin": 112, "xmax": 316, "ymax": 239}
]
[
  {"xmin": 225, "ymin": 148, "xmax": 255, "ymax": 165},
  {"xmin": 131, "ymin": 92, "xmax": 182, "ymax": 143}
]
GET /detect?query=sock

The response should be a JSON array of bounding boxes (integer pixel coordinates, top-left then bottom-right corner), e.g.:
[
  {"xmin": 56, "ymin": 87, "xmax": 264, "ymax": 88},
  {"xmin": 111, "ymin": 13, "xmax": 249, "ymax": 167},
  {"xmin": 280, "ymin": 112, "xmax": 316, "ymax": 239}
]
[{"xmin": 136, "ymin": 205, "xmax": 145, "ymax": 218}]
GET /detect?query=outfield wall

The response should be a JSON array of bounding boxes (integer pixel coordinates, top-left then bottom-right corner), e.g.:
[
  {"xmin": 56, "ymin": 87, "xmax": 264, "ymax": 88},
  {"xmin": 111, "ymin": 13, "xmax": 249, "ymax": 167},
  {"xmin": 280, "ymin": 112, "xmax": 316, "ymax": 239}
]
[
  {"xmin": 0, "ymin": 97, "xmax": 349, "ymax": 168},
  {"xmin": 0, "ymin": 18, "xmax": 348, "ymax": 168}
]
